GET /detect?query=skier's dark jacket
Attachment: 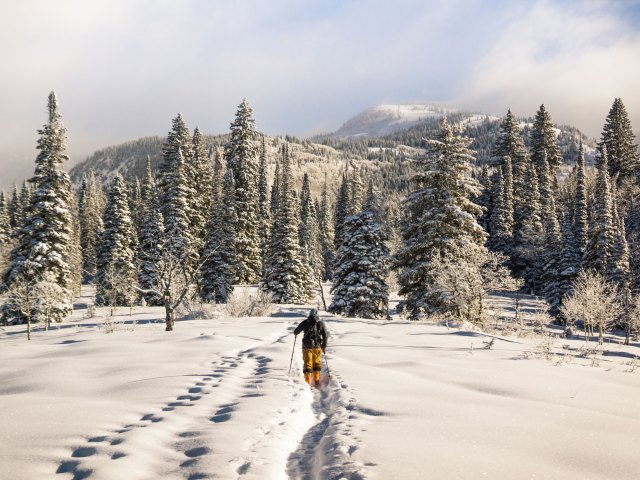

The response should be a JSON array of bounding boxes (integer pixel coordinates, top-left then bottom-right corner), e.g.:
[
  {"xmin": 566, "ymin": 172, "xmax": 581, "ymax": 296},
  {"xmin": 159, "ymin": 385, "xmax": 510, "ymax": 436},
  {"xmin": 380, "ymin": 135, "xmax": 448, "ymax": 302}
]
[{"xmin": 294, "ymin": 313, "xmax": 328, "ymax": 350}]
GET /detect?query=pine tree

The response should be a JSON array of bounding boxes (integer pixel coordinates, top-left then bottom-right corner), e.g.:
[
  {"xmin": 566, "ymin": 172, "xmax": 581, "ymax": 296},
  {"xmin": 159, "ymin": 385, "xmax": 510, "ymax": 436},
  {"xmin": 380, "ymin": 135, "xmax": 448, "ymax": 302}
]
[
  {"xmin": 7, "ymin": 184, "xmax": 19, "ymax": 230},
  {"xmin": 158, "ymin": 115, "xmax": 195, "ymax": 263},
  {"xmin": 78, "ymin": 172, "xmax": 105, "ymax": 281},
  {"xmin": 18, "ymin": 180, "xmax": 32, "ymax": 228},
  {"xmin": 334, "ymin": 173, "xmax": 350, "ymax": 249},
  {"xmin": 161, "ymin": 147, "xmax": 194, "ymax": 265},
  {"xmin": 200, "ymin": 167, "xmax": 237, "ymax": 303},
  {"xmin": 558, "ymin": 210, "xmax": 579, "ymax": 300},
  {"xmin": 318, "ymin": 181, "xmax": 335, "ymax": 281},
  {"xmin": 517, "ymin": 162, "xmax": 545, "ymax": 292},
  {"xmin": 599, "ymin": 98, "xmax": 639, "ymax": 182},
  {"xmin": 488, "ymin": 167, "xmax": 511, "ymax": 252},
  {"xmin": 0, "ymin": 193, "xmax": 11, "ymax": 247},
  {"xmin": 137, "ymin": 167, "xmax": 164, "ymax": 306},
  {"xmin": 262, "ymin": 144, "xmax": 311, "ymax": 303},
  {"xmin": 574, "ymin": 142, "xmax": 589, "ymax": 258},
  {"xmin": 494, "ymin": 109, "xmax": 528, "ymax": 174},
  {"xmin": 3, "ymin": 92, "xmax": 74, "ymax": 323},
  {"xmin": 329, "ymin": 189, "xmax": 390, "ymax": 319},
  {"xmin": 95, "ymin": 174, "xmax": 137, "ymax": 306},
  {"xmin": 191, "ymin": 126, "xmax": 213, "ymax": 242},
  {"xmin": 270, "ymin": 157, "xmax": 281, "ymax": 218},
  {"xmin": 583, "ymin": 146, "xmax": 615, "ymax": 275},
  {"xmin": 257, "ymin": 135, "xmax": 271, "ymax": 263},
  {"xmin": 394, "ymin": 118, "xmax": 487, "ymax": 319},
  {"xmin": 541, "ymin": 195, "xmax": 563, "ymax": 313},
  {"xmin": 224, "ymin": 99, "xmax": 262, "ymax": 283},
  {"xmin": 350, "ymin": 165, "xmax": 364, "ymax": 215},
  {"xmin": 531, "ymin": 104, "xmax": 562, "ymax": 176},
  {"xmin": 476, "ymin": 164, "xmax": 491, "ymax": 231},
  {"xmin": 609, "ymin": 183, "xmax": 630, "ymax": 285}
]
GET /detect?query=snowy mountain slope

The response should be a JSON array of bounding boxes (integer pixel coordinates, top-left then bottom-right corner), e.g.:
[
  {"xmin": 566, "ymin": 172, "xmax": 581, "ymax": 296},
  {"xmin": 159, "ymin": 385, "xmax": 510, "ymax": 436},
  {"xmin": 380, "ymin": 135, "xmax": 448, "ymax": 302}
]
[
  {"xmin": 1, "ymin": 288, "xmax": 639, "ymax": 480},
  {"xmin": 332, "ymin": 103, "xmax": 457, "ymax": 138}
]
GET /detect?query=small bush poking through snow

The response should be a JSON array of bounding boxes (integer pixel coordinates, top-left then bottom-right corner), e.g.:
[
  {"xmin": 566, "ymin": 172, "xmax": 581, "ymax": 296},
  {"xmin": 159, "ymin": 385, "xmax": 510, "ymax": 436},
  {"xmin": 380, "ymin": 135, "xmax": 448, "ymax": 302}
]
[{"xmin": 225, "ymin": 290, "xmax": 274, "ymax": 317}]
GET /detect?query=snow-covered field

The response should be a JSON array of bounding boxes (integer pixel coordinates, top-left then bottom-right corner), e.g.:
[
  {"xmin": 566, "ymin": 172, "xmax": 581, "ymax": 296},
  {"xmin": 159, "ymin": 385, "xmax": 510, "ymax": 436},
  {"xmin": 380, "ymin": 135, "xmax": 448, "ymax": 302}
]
[{"xmin": 1, "ymin": 290, "xmax": 640, "ymax": 480}]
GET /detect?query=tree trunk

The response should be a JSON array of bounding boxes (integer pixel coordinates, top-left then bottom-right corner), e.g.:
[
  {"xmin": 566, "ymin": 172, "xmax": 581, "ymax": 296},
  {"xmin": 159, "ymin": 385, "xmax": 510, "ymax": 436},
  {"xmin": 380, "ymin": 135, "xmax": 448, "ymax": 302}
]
[
  {"xmin": 165, "ymin": 303, "xmax": 174, "ymax": 331},
  {"xmin": 598, "ymin": 324, "xmax": 604, "ymax": 345},
  {"xmin": 27, "ymin": 315, "xmax": 31, "ymax": 341}
]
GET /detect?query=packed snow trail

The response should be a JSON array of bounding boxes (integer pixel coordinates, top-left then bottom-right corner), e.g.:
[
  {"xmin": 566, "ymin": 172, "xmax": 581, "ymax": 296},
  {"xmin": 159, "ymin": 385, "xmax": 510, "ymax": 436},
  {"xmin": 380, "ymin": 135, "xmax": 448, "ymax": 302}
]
[
  {"xmin": 286, "ymin": 319, "xmax": 373, "ymax": 480},
  {"xmin": 50, "ymin": 323, "xmax": 319, "ymax": 480}
]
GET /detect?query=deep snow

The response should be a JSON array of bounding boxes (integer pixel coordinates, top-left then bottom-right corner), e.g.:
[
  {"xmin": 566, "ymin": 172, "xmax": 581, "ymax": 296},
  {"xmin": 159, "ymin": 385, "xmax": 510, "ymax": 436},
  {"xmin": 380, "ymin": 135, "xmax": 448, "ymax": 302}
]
[{"xmin": 1, "ymin": 289, "xmax": 640, "ymax": 480}]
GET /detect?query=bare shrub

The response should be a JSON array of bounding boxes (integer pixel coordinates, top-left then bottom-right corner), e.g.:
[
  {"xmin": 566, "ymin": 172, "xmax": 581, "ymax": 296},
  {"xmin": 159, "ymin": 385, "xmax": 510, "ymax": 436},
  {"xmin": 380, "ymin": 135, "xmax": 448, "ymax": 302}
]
[
  {"xmin": 102, "ymin": 315, "xmax": 116, "ymax": 334},
  {"xmin": 176, "ymin": 297, "xmax": 220, "ymax": 320},
  {"xmin": 560, "ymin": 270, "xmax": 621, "ymax": 345},
  {"xmin": 224, "ymin": 289, "xmax": 274, "ymax": 317}
]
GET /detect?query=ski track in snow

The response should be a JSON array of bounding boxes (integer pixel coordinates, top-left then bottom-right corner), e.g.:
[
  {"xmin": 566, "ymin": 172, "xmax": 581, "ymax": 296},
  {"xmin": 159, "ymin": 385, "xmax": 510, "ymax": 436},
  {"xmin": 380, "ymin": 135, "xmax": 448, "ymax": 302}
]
[
  {"xmin": 53, "ymin": 319, "xmax": 370, "ymax": 480},
  {"xmin": 286, "ymin": 329, "xmax": 373, "ymax": 480}
]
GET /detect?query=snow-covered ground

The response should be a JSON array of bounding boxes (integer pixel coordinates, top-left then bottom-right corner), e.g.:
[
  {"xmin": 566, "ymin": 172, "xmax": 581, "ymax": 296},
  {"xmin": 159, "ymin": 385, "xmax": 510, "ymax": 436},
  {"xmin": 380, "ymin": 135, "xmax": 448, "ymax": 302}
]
[{"xmin": 1, "ymin": 290, "xmax": 640, "ymax": 480}]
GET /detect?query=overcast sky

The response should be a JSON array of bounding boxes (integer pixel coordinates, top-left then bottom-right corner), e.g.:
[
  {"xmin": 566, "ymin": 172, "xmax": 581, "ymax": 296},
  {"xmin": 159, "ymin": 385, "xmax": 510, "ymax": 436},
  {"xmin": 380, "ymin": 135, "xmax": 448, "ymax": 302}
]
[{"xmin": 1, "ymin": 0, "xmax": 639, "ymax": 189}]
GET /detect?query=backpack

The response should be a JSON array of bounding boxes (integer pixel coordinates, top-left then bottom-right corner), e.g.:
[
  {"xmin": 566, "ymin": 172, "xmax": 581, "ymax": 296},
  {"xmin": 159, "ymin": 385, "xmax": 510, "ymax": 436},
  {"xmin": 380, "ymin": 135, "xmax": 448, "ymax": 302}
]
[{"xmin": 306, "ymin": 320, "xmax": 323, "ymax": 347}]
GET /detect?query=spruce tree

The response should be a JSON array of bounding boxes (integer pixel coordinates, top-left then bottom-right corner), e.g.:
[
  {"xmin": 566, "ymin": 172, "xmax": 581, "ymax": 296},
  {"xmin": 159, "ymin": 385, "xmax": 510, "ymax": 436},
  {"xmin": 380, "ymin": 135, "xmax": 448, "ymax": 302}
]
[
  {"xmin": 0, "ymin": 193, "xmax": 12, "ymax": 247},
  {"xmin": 95, "ymin": 174, "xmax": 137, "ymax": 306},
  {"xmin": 574, "ymin": 142, "xmax": 589, "ymax": 258},
  {"xmin": 517, "ymin": 162, "xmax": 545, "ymax": 292},
  {"xmin": 137, "ymin": 166, "xmax": 164, "ymax": 306},
  {"xmin": 262, "ymin": 144, "xmax": 311, "ymax": 303},
  {"xmin": 200, "ymin": 167, "xmax": 237, "ymax": 303},
  {"xmin": 329, "ymin": 189, "xmax": 390, "ymax": 319},
  {"xmin": 494, "ymin": 109, "xmax": 528, "ymax": 174},
  {"xmin": 78, "ymin": 172, "xmax": 104, "ymax": 281},
  {"xmin": 7, "ymin": 184, "xmax": 19, "ymax": 231},
  {"xmin": 541, "ymin": 195, "xmax": 563, "ymax": 313},
  {"xmin": 394, "ymin": 118, "xmax": 487, "ymax": 319},
  {"xmin": 350, "ymin": 165, "xmax": 364, "ymax": 215},
  {"xmin": 599, "ymin": 98, "xmax": 639, "ymax": 182},
  {"xmin": 257, "ymin": 135, "xmax": 271, "ymax": 263},
  {"xmin": 609, "ymin": 183, "xmax": 630, "ymax": 285},
  {"xmin": 531, "ymin": 104, "xmax": 562, "ymax": 176},
  {"xmin": 224, "ymin": 99, "xmax": 262, "ymax": 283},
  {"xmin": 191, "ymin": 126, "xmax": 213, "ymax": 242},
  {"xmin": 3, "ymin": 92, "xmax": 74, "ymax": 323},
  {"xmin": 318, "ymin": 181, "xmax": 335, "ymax": 281},
  {"xmin": 583, "ymin": 146, "xmax": 615, "ymax": 275},
  {"xmin": 334, "ymin": 173, "xmax": 350, "ymax": 249}
]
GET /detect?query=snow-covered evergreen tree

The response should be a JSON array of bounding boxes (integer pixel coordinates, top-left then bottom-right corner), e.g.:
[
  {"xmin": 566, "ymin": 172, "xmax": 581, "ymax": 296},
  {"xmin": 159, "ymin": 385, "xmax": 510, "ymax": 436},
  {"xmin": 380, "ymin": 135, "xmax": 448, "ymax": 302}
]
[
  {"xmin": 78, "ymin": 172, "xmax": 104, "ymax": 281},
  {"xmin": 224, "ymin": 99, "xmax": 262, "ymax": 283},
  {"xmin": 609, "ymin": 183, "xmax": 630, "ymax": 285},
  {"xmin": 298, "ymin": 173, "xmax": 323, "ymax": 281},
  {"xmin": 476, "ymin": 164, "xmax": 491, "ymax": 232},
  {"xmin": 95, "ymin": 174, "xmax": 137, "ymax": 306},
  {"xmin": 161, "ymin": 147, "xmax": 195, "ymax": 265},
  {"xmin": 583, "ymin": 146, "xmax": 615, "ymax": 275},
  {"xmin": 541, "ymin": 195, "xmax": 563, "ymax": 313},
  {"xmin": 394, "ymin": 118, "xmax": 487, "ymax": 319},
  {"xmin": 574, "ymin": 142, "xmax": 589, "ymax": 258},
  {"xmin": 137, "ymin": 164, "xmax": 164, "ymax": 306},
  {"xmin": 488, "ymin": 167, "xmax": 509, "ymax": 252},
  {"xmin": 517, "ymin": 162, "xmax": 545, "ymax": 292},
  {"xmin": 329, "ymin": 188, "xmax": 390, "ymax": 319},
  {"xmin": 262, "ymin": 144, "xmax": 311, "ymax": 304},
  {"xmin": 531, "ymin": 104, "xmax": 562, "ymax": 176},
  {"xmin": 200, "ymin": 167, "xmax": 237, "ymax": 303},
  {"xmin": 318, "ymin": 181, "xmax": 335, "ymax": 281},
  {"xmin": 333, "ymin": 173, "xmax": 350, "ymax": 249},
  {"xmin": 191, "ymin": 126, "xmax": 213, "ymax": 243},
  {"xmin": 7, "ymin": 184, "xmax": 19, "ymax": 231},
  {"xmin": 3, "ymin": 92, "xmax": 73, "ymax": 323},
  {"xmin": 349, "ymin": 165, "xmax": 364, "ymax": 215},
  {"xmin": 558, "ymin": 210, "xmax": 579, "ymax": 301},
  {"xmin": 599, "ymin": 98, "xmax": 639, "ymax": 182},
  {"xmin": 0, "ymin": 193, "xmax": 11, "ymax": 247},
  {"xmin": 257, "ymin": 135, "xmax": 271, "ymax": 263}
]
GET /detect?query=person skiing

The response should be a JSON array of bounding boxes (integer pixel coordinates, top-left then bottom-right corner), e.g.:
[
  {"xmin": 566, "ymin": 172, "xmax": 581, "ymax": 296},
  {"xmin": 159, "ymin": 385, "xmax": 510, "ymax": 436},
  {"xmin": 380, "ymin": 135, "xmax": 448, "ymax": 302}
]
[{"xmin": 293, "ymin": 308, "xmax": 328, "ymax": 386}]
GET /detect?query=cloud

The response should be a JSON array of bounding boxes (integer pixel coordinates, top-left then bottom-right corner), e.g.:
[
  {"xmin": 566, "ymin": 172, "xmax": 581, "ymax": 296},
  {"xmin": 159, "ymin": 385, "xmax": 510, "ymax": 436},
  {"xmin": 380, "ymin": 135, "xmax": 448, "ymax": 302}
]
[
  {"xmin": 0, "ymin": 0, "xmax": 639, "ymax": 189},
  {"xmin": 456, "ymin": 0, "xmax": 640, "ymax": 137}
]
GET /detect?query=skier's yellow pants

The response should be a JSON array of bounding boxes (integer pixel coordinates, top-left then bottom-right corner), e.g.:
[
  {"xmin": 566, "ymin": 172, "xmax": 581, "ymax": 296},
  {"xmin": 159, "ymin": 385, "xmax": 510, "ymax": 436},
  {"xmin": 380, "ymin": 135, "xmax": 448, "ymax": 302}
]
[{"xmin": 302, "ymin": 347, "xmax": 322, "ymax": 383}]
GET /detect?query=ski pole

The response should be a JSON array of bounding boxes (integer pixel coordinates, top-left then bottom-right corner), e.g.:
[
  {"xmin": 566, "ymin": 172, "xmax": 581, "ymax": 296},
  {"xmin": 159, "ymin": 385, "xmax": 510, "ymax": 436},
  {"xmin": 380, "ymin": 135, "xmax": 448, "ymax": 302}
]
[
  {"xmin": 288, "ymin": 335, "xmax": 297, "ymax": 375},
  {"xmin": 323, "ymin": 349, "xmax": 331, "ymax": 376}
]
